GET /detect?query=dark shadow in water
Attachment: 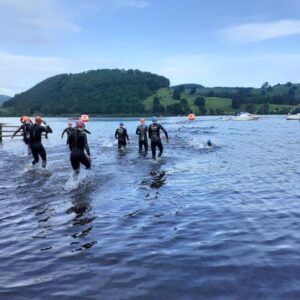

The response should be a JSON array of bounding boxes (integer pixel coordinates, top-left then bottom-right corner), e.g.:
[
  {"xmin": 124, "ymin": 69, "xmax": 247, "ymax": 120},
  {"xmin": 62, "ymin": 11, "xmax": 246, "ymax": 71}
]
[
  {"xmin": 140, "ymin": 160, "xmax": 167, "ymax": 189},
  {"xmin": 66, "ymin": 180, "xmax": 98, "ymax": 251}
]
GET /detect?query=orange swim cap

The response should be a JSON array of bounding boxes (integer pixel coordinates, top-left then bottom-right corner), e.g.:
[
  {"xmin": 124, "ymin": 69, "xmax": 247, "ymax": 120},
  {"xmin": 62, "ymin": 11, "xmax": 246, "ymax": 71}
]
[
  {"xmin": 35, "ymin": 116, "xmax": 42, "ymax": 124},
  {"xmin": 22, "ymin": 116, "xmax": 30, "ymax": 124},
  {"xmin": 81, "ymin": 114, "xmax": 89, "ymax": 123}
]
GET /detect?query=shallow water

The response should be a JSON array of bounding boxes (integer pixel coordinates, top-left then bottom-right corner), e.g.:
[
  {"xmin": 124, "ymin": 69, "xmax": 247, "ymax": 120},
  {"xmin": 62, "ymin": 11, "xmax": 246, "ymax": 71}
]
[{"xmin": 0, "ymin": 116, "xmax": 300, "ymax": 299}]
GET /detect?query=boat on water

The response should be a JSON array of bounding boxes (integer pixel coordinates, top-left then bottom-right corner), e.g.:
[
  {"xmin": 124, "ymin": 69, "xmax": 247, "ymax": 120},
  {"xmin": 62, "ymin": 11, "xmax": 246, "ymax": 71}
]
[
  {"xmin": 286, "ymin": 107, "xmax": 300, "ymax": 120},
  {"xmin": 232, "ymin": 112, "xmax": 260, "ymax": 121},
  {"xmin": 286, "ymin": 113, "xmax": 300, "ymax": 120}
]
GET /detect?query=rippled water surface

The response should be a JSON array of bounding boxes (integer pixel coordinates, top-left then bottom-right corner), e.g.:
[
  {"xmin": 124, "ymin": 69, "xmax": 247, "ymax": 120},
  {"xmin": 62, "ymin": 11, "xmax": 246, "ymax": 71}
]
[{"xmin": 1, "ymin": 116, "xmax": 300, "ymax": 300}]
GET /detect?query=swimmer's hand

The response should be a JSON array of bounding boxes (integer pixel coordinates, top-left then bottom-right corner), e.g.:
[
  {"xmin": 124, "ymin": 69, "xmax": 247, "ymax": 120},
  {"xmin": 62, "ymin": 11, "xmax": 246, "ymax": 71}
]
[{"xmin": 166, "ymin": 139, "xmax": 170, "ymax": 144}]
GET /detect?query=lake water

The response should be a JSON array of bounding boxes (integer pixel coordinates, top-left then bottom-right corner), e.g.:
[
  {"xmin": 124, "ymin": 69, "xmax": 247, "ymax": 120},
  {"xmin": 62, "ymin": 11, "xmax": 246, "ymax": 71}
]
[{"xmin": 0, "ymin": 116, "xmax": 300, "ymax": 300}]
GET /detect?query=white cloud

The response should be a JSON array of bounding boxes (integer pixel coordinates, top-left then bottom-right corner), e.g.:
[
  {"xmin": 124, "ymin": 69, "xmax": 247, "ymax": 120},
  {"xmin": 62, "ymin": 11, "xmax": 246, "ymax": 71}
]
[
  {"xmin": 0, "ymin": 0, "xmax": 81, "ymax": 43},
  {"xmin": 138, "ymin": 53, "xmax": 300, "ymax": 87},
  {"xmin": 222, "ymin": 19, "xmax": 300, "ymax": 42},
  {"xmin": 117, "ymin": 0, "xmax": 150, "ymax": 8},
  {"xmin": 0, "ymin": 51, "xmax": 115, "ymax": 95},
  {"xmin": 2, "ymin": 51, "xmax": 300, "ymax": 96}
]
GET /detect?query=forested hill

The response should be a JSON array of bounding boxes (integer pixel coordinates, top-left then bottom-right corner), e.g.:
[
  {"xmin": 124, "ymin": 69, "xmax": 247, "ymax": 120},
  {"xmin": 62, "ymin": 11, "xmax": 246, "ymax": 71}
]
[
  {"xmin": 3, "ymin": 69, "xmax": 170, "ymax": 115},
  {"xmin": 0, "ymin": 95, "xmax": 11, "ymax": 106}
]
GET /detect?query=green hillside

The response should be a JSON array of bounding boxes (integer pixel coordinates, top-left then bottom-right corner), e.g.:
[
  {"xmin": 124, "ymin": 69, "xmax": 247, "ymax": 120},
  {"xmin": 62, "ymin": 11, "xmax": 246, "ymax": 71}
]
[
  {"xmin": 3, "ymin": 69, "xmax": 170, "ymax": 115},
  {"xmin": 143, "ymin": 87, "xmax": 297, "ymax": 115},
  {"xmin": 2, "ymin": 70, "xmax": 300, "ymax": 116}
]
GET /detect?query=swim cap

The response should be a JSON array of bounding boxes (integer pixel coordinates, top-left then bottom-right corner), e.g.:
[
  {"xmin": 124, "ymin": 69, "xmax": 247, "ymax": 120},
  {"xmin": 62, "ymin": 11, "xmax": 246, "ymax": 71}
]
[
  {"xmin": 119, "ymin": 122, "xmax": 124, "ymax": 127},
  {"xmin": 140, "ymin": 118, "xmax": 145, "ymax": 124},
  {"xmin": 81, "ymin": 114, "xmax": 89, "ymax": 123},
  {"xmin": 67, "ymin": 121, "xmax": 72, "ymax": 127},
  {"xmin": 35, "ymin": 116, "xmax": 42, "ymax": 124},
  {"xmin": 22, "ymin": 116, "xmax": 30, "ymax": 124},
  {"xmin": 76, "ymin": 120, "xmax": 85, "ymax": 129},
  {"xmin": 152, "ymin": 116, "xmax": 158, "ymax": 123}
]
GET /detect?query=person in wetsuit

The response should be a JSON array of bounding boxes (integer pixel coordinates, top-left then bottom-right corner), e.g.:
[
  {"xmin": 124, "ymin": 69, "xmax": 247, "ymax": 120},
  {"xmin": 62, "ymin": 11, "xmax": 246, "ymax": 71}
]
[
  {"xmin": 148, "ymin": 116, "xmax": 169, "ymax": 160},
  {"xmin": 115, "ymin": 122, "xmax": 130, "ymax": 149},
  {"xmin": 61, "ymin": 121, "xmax": 74, "ymax": 145},
  {"xmin": 68, "ymin": 120, "xmax": 92, "ymax": 174},
  {"xmin": 136, "ymin": 118, "xmax": 148, "ymax": 152},
  {"xmin": 29, "ymin": 116, "xmax": 53, "ymax": 168},
  {"xmin": 11, "ymin": 116, "xmax": 33, "ymax": 151}
]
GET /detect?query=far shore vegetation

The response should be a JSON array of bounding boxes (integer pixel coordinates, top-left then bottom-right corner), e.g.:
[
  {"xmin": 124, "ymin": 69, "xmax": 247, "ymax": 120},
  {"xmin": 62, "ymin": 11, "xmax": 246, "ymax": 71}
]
[{"xmin": 1, "ymin": 69, "xmax": 299, "ymax": 117}]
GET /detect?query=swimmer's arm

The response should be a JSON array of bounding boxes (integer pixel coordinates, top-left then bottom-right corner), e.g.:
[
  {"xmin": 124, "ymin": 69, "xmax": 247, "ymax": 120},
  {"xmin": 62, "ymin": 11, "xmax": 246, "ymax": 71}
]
[
  {"xmin": 83, "ymin": 129, "xmax": 91, "ymax": 134},
  {"xmin": 61, "ymin": 128, "xmax": 67, "ymax": 138},
  {"xmin": 136, "ymin": 127, "xmax": 139, "ymax": 135},
  {"xmin": 148, "ymin": 126, "xmax": 152, "ymax": 139},
  {"xmin": 11, "ymin": 126, "xmax": 22, "ymax": 138},
  {"xmin": 125, "ymin": 129, "xmax": 130, "ymax": 141},
  {"xmin": 160, "ymin": 125, "xmax": 169, "ymax": 140},
  {"xmin": 41, "ymin": 121, "xmax": 53, "ymax": 134},
  {"xmin": 83, "ymin": 134, "xmax": 91, "ymax": 156},
  {"xmin": 115, "ymin": 129, "xmax": 118, "ymax": 139}
]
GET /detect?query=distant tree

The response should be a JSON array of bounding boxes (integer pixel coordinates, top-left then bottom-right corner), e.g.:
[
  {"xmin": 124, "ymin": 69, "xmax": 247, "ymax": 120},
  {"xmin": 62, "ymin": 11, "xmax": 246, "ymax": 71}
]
[
  {"xmin": 231, "ymin": 95, "xmax": 243, "ymax": 109},
  {"xmin": 172, "ymin": 89, "xmax": 181, "ymax": 100},
  {"xmin": 258, "ymin": 102, "xmax": 270, "ymax": 114},
  {"xmin": 261, "ymin": 90, "xmax": 266, "ymax": 96},
  {"xmin": 261, "ymin": 82, "xmax": 269, "ymax": 88},
  {"xmin": 207, "ymin": 91, "xmax": 215, "ymax": 97},
  {"xmin": 288, "ymin": 86, "xmax": 297, "ymax": 96},
  {"xmin": 199, "ymin": 107, "xmax": 207, "ymax": 115},
  {"xmin": 246, "ymin": 103, "xmax": 256, "ymax": 114},
  {"xmin": 267, "ymin": 86, "xmax": 273, "ymax": 92},
  {"xmin": 216, "ymin": 108, "xmax": 224, "ymax": 115},
  {"xmin": 194, "ymin": 96, "xmax": 206, "ymax": 108},
  {"xmin": 209, "ymin": 108, "xmax": 215, "ymax": 115},
  {"xmin": 286, "ymin": 82, "xmax": 292, "ymax": 87},
  {"xmin": 178, "ymin": 85, "xmax": 185, "ymax": 93},
  {"xmin": 152, "ymin": 96, "xmax": 161, "ymax": 113},
  {"xmin": 189, "ymin": 87, "xmax": 196, "ymax": 95}
]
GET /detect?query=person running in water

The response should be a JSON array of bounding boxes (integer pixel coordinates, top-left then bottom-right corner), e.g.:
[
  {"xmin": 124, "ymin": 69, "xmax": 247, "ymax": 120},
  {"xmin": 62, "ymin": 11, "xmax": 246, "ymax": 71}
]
[
  {"xmin": 136, "ymin": 118, "xmax": 148, "ymax": 152},
  {"xmin": 115, "ymin": 122, "xmax": 130, "ymax": 149},
  {"xmin": 148, "ymin": 116, "xmax": 169, "ymax": 160},
  {"xmin": 11, "ymin": 116, "xmax": 33, "ymax": 153},
  {"xmin": 68, "ymin": 120, "xmax": 92, "ymax": 175},
  {"xmin": 29, "ymin": 116, "xmax": 53, "ymax": 168},
  {"xmin": 61, "ymin": 121, "xmax": 74, "ymax": 145}
]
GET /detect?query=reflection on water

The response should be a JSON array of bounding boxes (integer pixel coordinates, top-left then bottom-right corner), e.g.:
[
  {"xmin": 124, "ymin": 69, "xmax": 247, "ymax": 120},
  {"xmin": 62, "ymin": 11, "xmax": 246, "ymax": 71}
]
[{"xmin": 0, "ymin": 116, "xmax": 300, "ymax": 299}]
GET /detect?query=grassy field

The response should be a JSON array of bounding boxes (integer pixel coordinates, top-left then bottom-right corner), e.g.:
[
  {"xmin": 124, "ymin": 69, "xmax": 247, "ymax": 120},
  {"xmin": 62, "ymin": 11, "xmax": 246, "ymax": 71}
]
[{"xmin": 143, "ymin": 88, "xmax": 298, "ymax": 115}]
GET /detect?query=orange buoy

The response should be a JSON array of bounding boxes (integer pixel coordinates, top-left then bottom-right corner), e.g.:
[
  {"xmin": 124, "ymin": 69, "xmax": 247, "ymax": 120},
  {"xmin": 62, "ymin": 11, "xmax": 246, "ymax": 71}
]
[
  {"xmin": 81, "ymin": 114, "xmax": 89, "ymax": 123},
  {"xmin": 188, "ymin": 113, "xmax": 196, "ymax": 121}
]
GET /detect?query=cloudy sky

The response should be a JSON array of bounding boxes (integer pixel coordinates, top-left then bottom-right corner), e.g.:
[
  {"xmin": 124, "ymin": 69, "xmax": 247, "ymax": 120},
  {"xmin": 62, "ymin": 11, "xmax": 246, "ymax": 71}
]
[{"xmin": 1, "ymin": 0, "xmax": 300, "ymax": 95}]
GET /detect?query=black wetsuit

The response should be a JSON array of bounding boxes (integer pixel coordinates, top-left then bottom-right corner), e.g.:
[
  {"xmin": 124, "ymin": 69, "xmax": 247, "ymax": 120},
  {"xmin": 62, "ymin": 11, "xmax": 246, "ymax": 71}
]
[
  {"xmin": 115, "ymin": 127, "xmax": 129, "ymax": 149},
  {"xmin": 62, "ymin": 127, "xmax": 74, "ymax": 145},
  {"xmin": 62, "ymin": 127, "xmax": 91, "ymax": 145},
  {"xmin": 13, "ymin": 123, "xmax": 32, "ymax": 145},
  {"xmin": 136, "ymin": 125, "xmax": 148, "ymax": 151},
  {"xmin": 29, "ymin": 124, "xmax": 53, "ymax": 167},
  {"xmin": 68, "ymin": 129, "xmax": 91, "ymax": 172},
  {"xmin": 148, "ymin": 123, "xmax": 169, "ymax": 159}
]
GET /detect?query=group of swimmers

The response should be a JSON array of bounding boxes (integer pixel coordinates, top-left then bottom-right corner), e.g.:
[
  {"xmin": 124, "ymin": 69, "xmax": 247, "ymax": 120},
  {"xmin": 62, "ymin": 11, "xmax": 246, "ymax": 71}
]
[{"xmin": 11, "ymin": 116, "xmax": 169, "ymax": 174}]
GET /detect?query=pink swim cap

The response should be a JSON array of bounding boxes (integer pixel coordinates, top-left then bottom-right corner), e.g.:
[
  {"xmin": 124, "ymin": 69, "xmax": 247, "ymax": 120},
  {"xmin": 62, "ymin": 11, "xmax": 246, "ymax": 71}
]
[
  {"xmin": 76, "ymin": 120, "xmax": 85, "ymax": 128},
  {"xmin": 68, "ymin": 121, "xmax": 72, "ymax": 127}
]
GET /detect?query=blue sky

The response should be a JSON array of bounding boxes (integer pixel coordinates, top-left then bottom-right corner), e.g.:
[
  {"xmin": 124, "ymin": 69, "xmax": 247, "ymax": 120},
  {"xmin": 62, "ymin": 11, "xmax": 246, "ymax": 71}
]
[{"xmin": 1, "ymin": 0, "xmax": 300, "ymax": 95}]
